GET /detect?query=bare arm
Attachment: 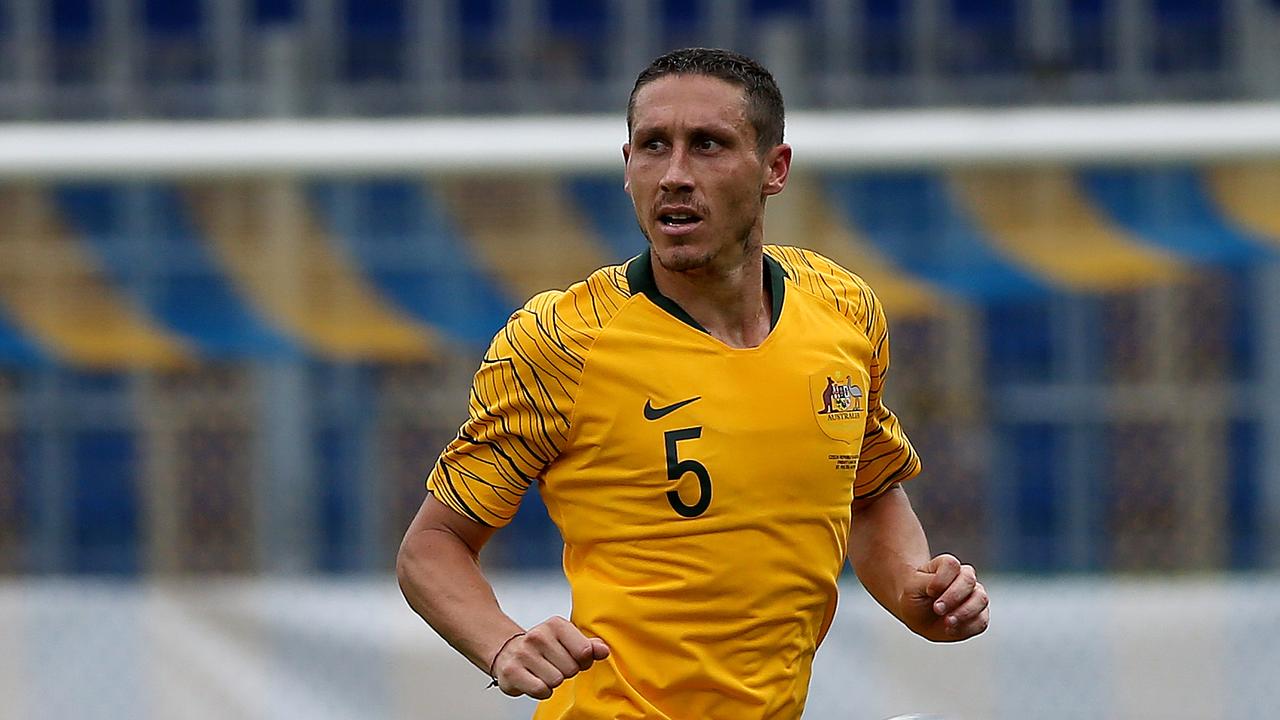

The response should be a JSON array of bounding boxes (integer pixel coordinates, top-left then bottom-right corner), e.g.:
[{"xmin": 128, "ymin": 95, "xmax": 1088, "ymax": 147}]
[
  {"xmin": 848, "ymin": 484, "xmax": 989, "ymax": 642},
  {"xmin": 396, "ymin": 494, "xmax": 520, "ymax": 672},
  {"xmin": 396, "ymin": 494, "xmax": 609, "ymax": 698}
]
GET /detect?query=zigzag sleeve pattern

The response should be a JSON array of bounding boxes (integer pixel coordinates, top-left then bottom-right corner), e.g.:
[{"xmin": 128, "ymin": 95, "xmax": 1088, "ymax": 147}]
[{"xmin": 427, "ymin": 267, "xmax": 628, "ymax": 526}]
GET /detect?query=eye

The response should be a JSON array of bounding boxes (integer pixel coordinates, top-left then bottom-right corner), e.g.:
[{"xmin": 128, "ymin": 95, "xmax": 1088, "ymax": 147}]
[
  {"xmin": 642, "ymin": 137, "xmax": 666, "ymax": 152},
  {"xmin": 694, "ymin": 138, "xmax": 720, "ymax": 152}
]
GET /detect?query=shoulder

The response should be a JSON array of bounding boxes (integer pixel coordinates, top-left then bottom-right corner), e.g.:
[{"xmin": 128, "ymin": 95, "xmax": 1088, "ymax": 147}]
[
  {"xmin": 490, "ymin": 261, "xmax": 633, "ymax": 369},
  {"xmin": 765, "ymin": 244, "xmax": 881, "ymax": 335}
]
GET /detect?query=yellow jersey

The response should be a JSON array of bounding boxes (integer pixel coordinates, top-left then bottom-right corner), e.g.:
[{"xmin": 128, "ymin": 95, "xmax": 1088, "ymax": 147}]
[{"xmin": 428, "ymin": 245, "xmax": 921, "ymax": 719}]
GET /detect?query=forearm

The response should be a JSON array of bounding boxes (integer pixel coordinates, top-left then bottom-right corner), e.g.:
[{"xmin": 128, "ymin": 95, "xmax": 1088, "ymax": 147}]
[
  {"xmin": 847, "ymin": 484, "xmax": 931, "ymax": 623},
  {"xmin": 396, "ymin": 524, "xmax": 523, "ymax": 674}
]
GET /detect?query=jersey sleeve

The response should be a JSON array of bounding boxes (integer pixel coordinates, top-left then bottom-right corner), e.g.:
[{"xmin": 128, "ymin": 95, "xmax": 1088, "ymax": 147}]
[
  {"xmin": 851, "ymin": 282, "xmax": 922, "ymax": 499},
  {"xmin": 427, "ymin": 291, "xmax": 581, "ymax": 527}
]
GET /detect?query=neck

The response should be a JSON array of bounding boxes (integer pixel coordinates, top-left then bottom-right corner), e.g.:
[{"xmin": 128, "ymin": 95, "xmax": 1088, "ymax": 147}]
[{"xmin": 650, "ymin": 245, "xmax": 772, "ymax": 349}]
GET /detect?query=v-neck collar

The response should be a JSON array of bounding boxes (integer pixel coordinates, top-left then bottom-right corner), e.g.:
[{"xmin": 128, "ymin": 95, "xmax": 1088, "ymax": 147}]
[{"xmin": 625, "ymin": 251, "xmax": 787, "ymax": 335}]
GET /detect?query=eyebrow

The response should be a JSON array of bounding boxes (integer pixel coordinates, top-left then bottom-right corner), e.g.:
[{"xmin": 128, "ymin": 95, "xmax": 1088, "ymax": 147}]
[{"xmin": 631, "ymin": 120, "xmax": 739, "ymax": 139}]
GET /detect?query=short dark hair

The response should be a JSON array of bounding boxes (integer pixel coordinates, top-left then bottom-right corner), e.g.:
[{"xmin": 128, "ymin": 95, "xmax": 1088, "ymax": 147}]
[{"xmin": 627, "ymin": 47, "xmax": 785, "ymax": 156}]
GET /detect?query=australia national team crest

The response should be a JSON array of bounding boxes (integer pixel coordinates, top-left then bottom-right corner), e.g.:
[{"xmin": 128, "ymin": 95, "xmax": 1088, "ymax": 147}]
[{"xmin": 809, "ymin": 368, "xmax": 866, "ymax": 443}]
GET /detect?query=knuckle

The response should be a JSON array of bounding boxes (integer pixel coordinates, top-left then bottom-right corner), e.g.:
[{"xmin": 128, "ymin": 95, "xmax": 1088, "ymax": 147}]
[
  {"xmin": 500, "ymin": 676, "xmax": 526, "ymax": 696},
  {"xmin": 509, "ymin": 643, "xmax": 533, "ymax": 662}
]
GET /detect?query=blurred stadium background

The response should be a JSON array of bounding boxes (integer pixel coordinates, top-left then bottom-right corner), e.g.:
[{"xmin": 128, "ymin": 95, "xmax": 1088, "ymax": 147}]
[{"xmin": 1, "ymin": 1, "xmax": 1279, "ymax": 718}]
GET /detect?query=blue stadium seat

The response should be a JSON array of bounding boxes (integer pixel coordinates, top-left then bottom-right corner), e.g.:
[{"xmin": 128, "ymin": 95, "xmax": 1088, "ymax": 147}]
[
  {"xmin": 1152, "ymin": 0, "xmax": 1225, "ymax": 75},
  {"xmin": 1004, "ymin": 421, "xmax": 1065, "ymax": 570},
  {"xmin": 1068, "ymin": 0, "xmax": 1111, "ymax": 73},
  {"xmin": 50, "ymin": 0, "xmax": 93, "ymax": 38},
  {"xmin": 984, "ymin": 298, "xmax": 1057, "ymax": 383},
  {"xmin": 55, "ymin": 185, "xmax": 295, "ymax": 360},
  {"xmin": 659, "ymin": 0, "xmax": 710, "ymax": 54},
  {"xmin": 50, "ymin": 0, "xmax": 97, "ymax": 85},
  {"xmin": 826, "ymin": 172, "xmax": 1045, "ymax": 299},
  {"xmin": 1079, "ymin": 168, "xmax": 1275, "ymax": 265},
  {"xmin": 344, "ymin": 0, "xmax": 405, "ymax": 82},
  {"xmin": 311, "ymin": 378, "xmax": 376, "ymax": 574},
  {"xmin": 1228, "ymin": 419, "xmax": 1261, "ymax": 568},
  {"xmin": 947, "ymin": 0, "xmax": 1021, "ymax": 76},
  {"xmin": 0, "ymin": 313, "xmax": 44, "ymax": 366},
  {"xmin": 144, "ymin": 0, "xmax": 202, "ymax": 35},
  {"xmin": 254, "ymin": 0, "xmax": 298, "ymax": 26},
  {"xmin": 308, "ymin": 180, "xmax": 515, "ymax": 347},
  {"xmin": 864, "ymin": 0, "xmax": 910, "ymax": 76},
  {"xmin": 70, "ymin": 392, "xmax": 138, "ymax": 575},
  {"xmin": 547, "ymin": 0, "xmax": 610, "ymax": 81}
]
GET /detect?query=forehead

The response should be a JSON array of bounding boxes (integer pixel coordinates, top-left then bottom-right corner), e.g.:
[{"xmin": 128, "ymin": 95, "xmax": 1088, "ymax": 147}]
[{"xmin": 630, "ymin": 74, "xmax": 750, "ymax": 134}]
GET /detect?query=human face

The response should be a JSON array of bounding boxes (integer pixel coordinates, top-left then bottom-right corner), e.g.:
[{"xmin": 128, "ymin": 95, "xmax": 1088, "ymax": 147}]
[{"xmin": 623, "ymin": 74, "xmax": 790, "ymax": 274}]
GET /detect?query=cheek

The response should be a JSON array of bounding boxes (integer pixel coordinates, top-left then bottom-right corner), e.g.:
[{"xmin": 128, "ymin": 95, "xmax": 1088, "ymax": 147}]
[
  {"xmin": 626, "ymin": 186, "xmax": 651, "ymax": 221},
  {"xmin": 718, "ymin": 178, "xmax": 763, "ymax": 214},
  {"xmin": 625, "ymin": 164, "xmax": 656, "ymax": 193}
]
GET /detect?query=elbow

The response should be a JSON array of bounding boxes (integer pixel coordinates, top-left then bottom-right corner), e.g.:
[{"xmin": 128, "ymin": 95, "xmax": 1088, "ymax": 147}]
[
  {"xmin": 395, "ymin": 541, "xmax": 412, "ymax": 599},
  {"xmin": 395, "ymin": 525, "xmax": 462, "ymax": 602},
  {"xmin": 395, "ymin": 531, "xmax": 427, "ymax": 601},
  {"xmin": 395, "ymin": 540, "xmax": 410, "ymax": 587}
]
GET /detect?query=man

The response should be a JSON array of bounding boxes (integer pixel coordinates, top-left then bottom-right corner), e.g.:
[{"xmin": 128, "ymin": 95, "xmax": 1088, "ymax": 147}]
[{"xmin": 397, "ymin": 48, "xmax": 988, "ymax": 719}]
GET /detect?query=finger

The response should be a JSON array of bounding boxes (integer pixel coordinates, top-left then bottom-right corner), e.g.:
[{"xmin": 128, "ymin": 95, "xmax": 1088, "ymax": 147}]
[
  {"xmin": 520, "ymin": 653, "xmax": 567, "ymax": 692},
  {"xmin": 946, "ymin": 581, "xmax": 989, "ymax": 624},
  {"xmin": 925, "ymin": 554, "xmax": 962, "ymax": 601},
  {"xmin": 499, "ymin": 667, "xmax": 552, "ymax": 700},
  {"xmin": 494, "ymin": 638, "xmax": 562, "ymax": 691},
  {"xmin": 541, "ymin": 617, "xmax": 600, "ymax": 672},
  {"xmin": 534, "ymin": 633, "xmax": 587, "ymax": 678},
  {"xmin": 589, "ymin": 638, "xmax": 610, "ymax": 661},
  {"xmin": 949, "ymin": 605, "xmax": 990, "ymax": 639},
  {"xmin": 524, "ymin": 621, "xmax": 586, "ymax": 678},
  {"xmin": 933, "ymin": 564, "xmax": 977, "ymax": 616},
  {"xmin": 941, "ymin": 581, "xmax": 988, "ymax": 632}
]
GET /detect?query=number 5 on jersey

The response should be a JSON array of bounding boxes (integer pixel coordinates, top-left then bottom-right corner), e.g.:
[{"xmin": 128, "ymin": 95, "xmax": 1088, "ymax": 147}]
[{"xmin": 664, "ymin": 427, "xmax": 712, "ymax": 518}]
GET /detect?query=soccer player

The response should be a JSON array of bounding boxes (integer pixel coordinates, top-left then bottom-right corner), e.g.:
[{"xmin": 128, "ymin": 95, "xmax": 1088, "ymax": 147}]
[{"xmin": 397, "ymin": 47, "xmax": 989, "ymax": 719}]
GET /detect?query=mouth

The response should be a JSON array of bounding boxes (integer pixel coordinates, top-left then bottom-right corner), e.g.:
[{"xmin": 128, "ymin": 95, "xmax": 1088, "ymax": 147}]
[{"xmin": 657, "ymin": 209, "xmax": 704, "ymax": 236}]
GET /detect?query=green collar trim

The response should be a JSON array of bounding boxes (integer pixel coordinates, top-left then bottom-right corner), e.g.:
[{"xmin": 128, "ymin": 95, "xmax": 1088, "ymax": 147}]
[{"xmin": 625, "ymin": 251, "xmax": 787, "ymax": 334}]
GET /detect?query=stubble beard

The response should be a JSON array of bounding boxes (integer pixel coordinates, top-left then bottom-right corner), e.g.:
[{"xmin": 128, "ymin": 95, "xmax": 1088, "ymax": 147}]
[
  {"xmin": 655, "ymin": 242, "xmax": 717, "ymax": 273},
  {"xmin": 641, "ymin": 218, "xmax": 761, "ymax": 276}
]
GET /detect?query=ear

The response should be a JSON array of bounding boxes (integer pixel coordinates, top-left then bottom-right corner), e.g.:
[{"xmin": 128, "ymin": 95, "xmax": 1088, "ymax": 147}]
[
  {"xmin": 622, "ymin": 143, "xmax": 631, "ymax": 191},
  {"xmin": 762, "ymin": 143, "xmax": 791, "ymax": 198}
]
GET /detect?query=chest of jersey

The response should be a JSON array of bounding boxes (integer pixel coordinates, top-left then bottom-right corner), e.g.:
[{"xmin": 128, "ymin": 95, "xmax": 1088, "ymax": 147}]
[{"xmin": 541, "ymin": 291, "xmax": 873, "ymax": 551}]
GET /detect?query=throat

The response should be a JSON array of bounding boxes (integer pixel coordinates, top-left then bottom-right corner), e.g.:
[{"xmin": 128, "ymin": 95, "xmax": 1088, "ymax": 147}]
[
  {"xmin": 700, "ymin": 305, "xmax": 772, "ymax": 349},
  {"xmin": 650, "ymin": 253, "xmax": 775, "ymax": 349}
]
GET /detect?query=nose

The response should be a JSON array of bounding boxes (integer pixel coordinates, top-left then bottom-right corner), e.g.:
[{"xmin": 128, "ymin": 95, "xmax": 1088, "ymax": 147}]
[{"xmin": 659, "ymin": 147, "xmax": 695, "ymax": 194}]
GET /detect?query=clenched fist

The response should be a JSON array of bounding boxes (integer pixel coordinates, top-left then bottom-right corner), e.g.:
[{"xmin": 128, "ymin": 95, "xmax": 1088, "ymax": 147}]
[
  {"xmin": 899, "ymin": 554, "xmax": 989, "ymax": 642},
  {"xmin": 490, "ymin": 616, "xmax": 611, "ymax": 699}
]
